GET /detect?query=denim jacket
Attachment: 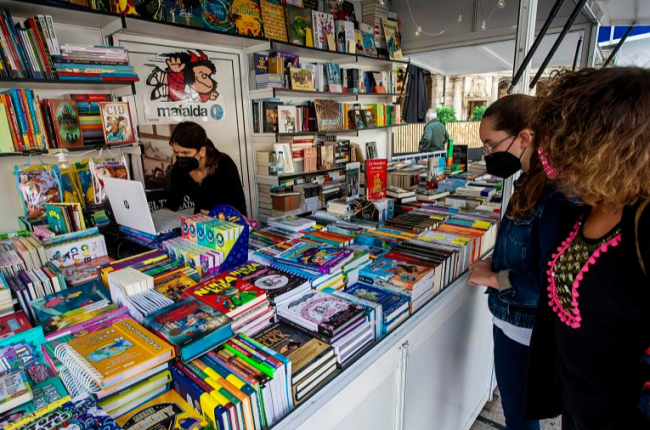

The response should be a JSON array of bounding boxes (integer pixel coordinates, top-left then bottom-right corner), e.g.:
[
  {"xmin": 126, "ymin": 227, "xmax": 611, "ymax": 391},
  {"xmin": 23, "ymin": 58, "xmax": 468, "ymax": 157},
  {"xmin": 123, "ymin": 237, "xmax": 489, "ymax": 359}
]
[{"xmin": 488, "ymin": 181, "xmax": 573, "ymax": 329}]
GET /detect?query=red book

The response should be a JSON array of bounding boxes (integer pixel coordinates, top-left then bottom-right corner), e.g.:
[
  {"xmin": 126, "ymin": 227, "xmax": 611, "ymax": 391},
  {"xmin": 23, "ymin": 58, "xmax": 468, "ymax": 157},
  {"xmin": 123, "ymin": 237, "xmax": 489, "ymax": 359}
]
[
  {"xmin": 184, "ymin": 273, "xmax": 267, "ymax": 319},
  {"xmin": 365, "ymin": 158, "xmax": 388, "ymax": 200},
  {"xmin": 0, "ymin": 312, "xmax": 32, "ymax": 340}
]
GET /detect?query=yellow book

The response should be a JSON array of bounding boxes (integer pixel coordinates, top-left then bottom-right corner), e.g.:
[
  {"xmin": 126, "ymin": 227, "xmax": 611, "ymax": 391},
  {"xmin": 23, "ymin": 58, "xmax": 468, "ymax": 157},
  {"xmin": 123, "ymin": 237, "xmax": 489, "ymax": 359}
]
[
  {"xmin": 116, "ymin": 389, "xmax": 209, "ymax": 429},
  {"xmin": 55, "ymin": 317, "xmax": 174, "ymax": 391}
]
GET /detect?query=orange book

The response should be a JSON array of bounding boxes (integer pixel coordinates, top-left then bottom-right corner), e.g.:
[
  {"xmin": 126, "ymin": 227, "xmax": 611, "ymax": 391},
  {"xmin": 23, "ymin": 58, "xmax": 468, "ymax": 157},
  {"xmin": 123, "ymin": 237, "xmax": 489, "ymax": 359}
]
[{"xmin": 54, "ymin": 316, "xmax": 174, "ymax": 391}]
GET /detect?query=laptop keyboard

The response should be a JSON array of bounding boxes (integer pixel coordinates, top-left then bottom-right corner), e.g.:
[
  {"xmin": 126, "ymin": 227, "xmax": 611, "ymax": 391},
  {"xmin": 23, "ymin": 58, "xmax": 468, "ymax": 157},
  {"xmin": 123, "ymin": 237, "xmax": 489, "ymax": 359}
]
[{"xmin": 151, "ymin": 210, "xmax": 182, "ymax": 234}]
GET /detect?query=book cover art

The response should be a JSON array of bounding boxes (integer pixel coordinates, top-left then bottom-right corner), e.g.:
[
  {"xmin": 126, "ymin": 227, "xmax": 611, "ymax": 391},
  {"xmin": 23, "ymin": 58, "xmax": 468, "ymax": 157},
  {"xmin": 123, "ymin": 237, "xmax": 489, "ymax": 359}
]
[
  {"xmin": 276, "ymin": 242, "xmax": 353, "ymax": 274},
  {"xmin": 254, "ymin": 323, "xmax": 332, "ymax": 375},
  {"xmin": 0, "ymin": 372, "xmax": 32, "ymax": 413},
  {"xmin": 163, "ymin": 0, "xmax": 203, "ymax": 27},
  {"xmin": 134, "ymin": 0, "xmax": 166, "ymax": 20},
  {"xmin": 325, "ymin": 63, "xmax": 342, "ymax": 93},
  {"xmin": 335, "ymin": 20, "xmax": 354, "ymax": 53},
  {"xmin": 285, "ymin": 5, "xmax": 311, "ymax": 45},
  {"xmin": 277, "ymin": 105, "xmax": 297, "ymax": 133},
  {"xmin": 253, "ymin": 53, "xmax": 268, "ymax": 75},
  {"xmin": 231, "ymin": 0, "xmax": 264, "ymax": 37},
  {"xmin": 382, "ymin": 18, "xmax": 403, "ymax": 60},
  {"xmin": 59, "ymin": 256, "xmax": 111, "ymax": 287},
  {"xmin": 185, "ymin": 274, "xmax": 266, "ymax": 317},
  {"xmin": 201, "ymin": 0, "xmax": 236, "ymax": 33},
  {"xmin": 0, "ymin": 312, "xmax": 32, "ymax": 340},
  {"xmin": 64, "ymin": 317, "xmax": 173, "ymax": 383},
  {"xmin": 117, "ymin": 389, "xmax": 208, "ymax": 429},
  {"xmin": 314, "ymin": 99, "xmax": 341, "ymax": 132},
  {"xmin": 145, "ymin": 297, "xmax": 231, "ymax": 348},
  {"xmin": 354, "ymin": 30, "xmax": 365, "ymax": 55},
  {"xmin": 260, "ymin": 0, "xmax": 288, "ymax": 42},
  {"xmin": 112, "ymin": 0, "xmax": 136, "ymax": 14},
  {"xmin": 361, "ymin": 30, "xmax": 378, "ymax": 58},
  {"xmin": 31, "ymin": 284, "xmax": 110, "ymax": 332},
  {"xmin": 1, "ymin": 376, "xmax": 71, "ymax": 430},
  {"xmin": 99, "ymin": 102, "xmax": 135, "ymax": 145},
  {"xmin": 262, "ymin": 101, "xmax": 282, "ymax": 133},
  {"xmin": 345, "ymin": 162, "xmax": 360, "ymax": 201},
  {"xmin": 362, "ymin": 109, "xmax": 375, "ymax": 128},
  {"xmin": 22, "ymin": 396, "xmax": 120, "ymax": 430},
  {"xmin": 311, "ymin": 11, "xmax": 335, "ymax": 50},
  {"xmin": 345, "ymin": 283, "xmax": 409, "ymax": 317},
  {"xmin": 229, "ymin": 261, "xmax": 308, "ymax": 298},
  {"xmin": 278, "ymin": 290, "xmax": 363, "ymax": 336},
  {"xmin": 48, "ymin": 100, "xmax": 83, "ymax": 148},
  {"xmin": 289, "ymin": 68, "xmax": 314, "ymax": 91},
  {"xmin": 366, "ymin": 158, "xmax": 387, "ymax": 199},
  {"xmin": 359, "ymin": 257, "xmax": 431, "ymax": 290},
  {"xmin": 44, "ymin": 203, "xmax": 70, "ymax": 235},
  {"xmin": 153, "ymin": 270, "xmax": 197, "ymax": 302}
]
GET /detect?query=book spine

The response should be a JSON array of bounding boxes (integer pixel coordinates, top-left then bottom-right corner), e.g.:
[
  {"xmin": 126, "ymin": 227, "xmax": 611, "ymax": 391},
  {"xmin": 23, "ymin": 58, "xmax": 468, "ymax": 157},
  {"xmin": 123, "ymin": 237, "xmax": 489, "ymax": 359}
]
[
  {"xmin": 28, "ymin": 19, "xmax": 53, "ymax": 78},
  {"xmin": 24, "ymin": 27, "xmax": 44, "ymax": 79},
  {"xmin": 7, "ymin": 89, "xmax": 28, "ymax": 149},
  {"xmin": 0, "ymin": 12, "xmax": 21, "ymax": 76},
  {"xmin": 19, "ymin": 89, "xmax": 37, "ymax": 148},
  {"xmin": 44, "ymin": 16, "xmax": 60, "ymax": 56},
  {"xmin": 0, "ymin": 94, "xmax": 19, "ymax": 151}
]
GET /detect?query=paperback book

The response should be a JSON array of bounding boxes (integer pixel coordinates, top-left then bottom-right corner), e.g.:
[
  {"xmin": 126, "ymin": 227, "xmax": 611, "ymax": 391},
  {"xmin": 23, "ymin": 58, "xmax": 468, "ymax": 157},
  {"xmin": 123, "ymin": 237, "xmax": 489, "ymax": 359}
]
[
  {"xmin": 232, "ymin": 0, "xmax": 264, "ymax": 37},
  {"xmin": 184, "ymin": 273, "xmax": 268, "ymax": 318},
  {"xmin": 285, "ymin": 5, "xmax": 312, "ymax": 45}
]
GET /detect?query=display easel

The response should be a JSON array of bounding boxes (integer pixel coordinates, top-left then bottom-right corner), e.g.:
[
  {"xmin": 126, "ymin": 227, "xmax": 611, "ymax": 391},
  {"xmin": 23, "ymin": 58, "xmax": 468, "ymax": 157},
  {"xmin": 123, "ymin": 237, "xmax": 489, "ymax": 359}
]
[{"xmin": 208, "ymin": 204, "xmax": 250, "ymax": 273}]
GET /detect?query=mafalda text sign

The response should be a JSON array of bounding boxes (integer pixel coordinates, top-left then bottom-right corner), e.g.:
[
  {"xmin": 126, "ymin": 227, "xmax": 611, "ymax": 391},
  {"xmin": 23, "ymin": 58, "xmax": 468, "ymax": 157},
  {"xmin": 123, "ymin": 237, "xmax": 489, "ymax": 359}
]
[{"xmin": 142, "ymin": 50, "xmax": 225, "ymax": 124}]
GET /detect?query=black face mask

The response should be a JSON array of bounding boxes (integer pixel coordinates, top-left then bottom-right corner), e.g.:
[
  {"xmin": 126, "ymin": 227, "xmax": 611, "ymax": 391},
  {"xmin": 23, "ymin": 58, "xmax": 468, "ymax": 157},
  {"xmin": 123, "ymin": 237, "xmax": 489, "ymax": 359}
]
[
  {"xmin": 175, "ymin": 155, "xmax": 199, "ymax": 174},
  {"xmin": 484, "ymin": 137, "xmax": 524, "ymax": 179}
]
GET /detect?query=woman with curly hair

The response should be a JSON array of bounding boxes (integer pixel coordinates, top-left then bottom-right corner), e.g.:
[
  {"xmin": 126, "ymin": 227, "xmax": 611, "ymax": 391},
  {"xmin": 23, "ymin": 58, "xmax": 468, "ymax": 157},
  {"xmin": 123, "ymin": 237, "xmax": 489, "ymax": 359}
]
[
  {"xmin": 468, "ymin": 94, "xmax": 573, "ymax": 430},
  {"xmin": 524, "ymin": 67, "xmax": 650, "ymax": 429}
]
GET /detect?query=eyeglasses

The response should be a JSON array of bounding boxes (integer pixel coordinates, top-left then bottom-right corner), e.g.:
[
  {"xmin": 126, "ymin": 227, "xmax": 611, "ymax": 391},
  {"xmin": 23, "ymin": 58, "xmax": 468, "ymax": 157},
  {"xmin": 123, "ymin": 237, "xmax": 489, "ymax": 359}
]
[{"xmin": 483, "ymin": 135, "xmax": 515, "ymax": 154}]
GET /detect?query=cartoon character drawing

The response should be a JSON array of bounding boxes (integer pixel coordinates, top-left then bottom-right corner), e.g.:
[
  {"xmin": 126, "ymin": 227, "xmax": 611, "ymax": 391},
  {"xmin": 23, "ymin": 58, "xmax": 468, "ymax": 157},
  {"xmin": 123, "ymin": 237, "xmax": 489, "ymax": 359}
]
[
  {"xmin": 146, "ymin": 50, "xmax": 219, "ymax": 103},
  {"xmin": 87, "ymin": 337, "xmax": 134, "ymax": 363},
  {"xmin": 105, "ymin": 115, "xmax": 130, "ymax": 142}
]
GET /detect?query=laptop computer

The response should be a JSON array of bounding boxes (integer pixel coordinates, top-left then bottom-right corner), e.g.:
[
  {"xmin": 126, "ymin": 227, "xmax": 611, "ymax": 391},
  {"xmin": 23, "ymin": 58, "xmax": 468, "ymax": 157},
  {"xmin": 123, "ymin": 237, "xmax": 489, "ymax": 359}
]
[{"xmin": 103, "ymin": 177, "xmax": 184, "ymax": 236}]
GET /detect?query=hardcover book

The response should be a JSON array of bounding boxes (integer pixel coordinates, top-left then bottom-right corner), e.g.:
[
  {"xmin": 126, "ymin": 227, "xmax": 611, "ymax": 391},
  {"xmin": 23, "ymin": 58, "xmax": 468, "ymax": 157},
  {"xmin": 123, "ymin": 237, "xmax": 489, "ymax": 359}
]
[
  {"xmin": 229, "ymin": 261, "xmax": 309, "ymax": 300},
  {"xmin": 23, "ymin": 396, "xmax": 121, "ymax": 430},
  {"xmin": 311, "ymin": 11, "xmax": 335, "ymax": 51},
  {"xmin": 335, "ymin": 20, "xmax": 355, "ymax": 53},
  {"xmin": 359, "ymin": 256, "xmax": 432, "ymax": 290},
  {"xmin": 354, "ymin": 30, "xmax": 365, "ymax": 56},
  {"xmin": 153, "ymin": 269, "xmax": 197, "ymax": 302},
  {"xmin": 366, "ymin": 158, "xmax": 388, "ymax": 200},
  {"xmin": 116, "ymin": 389, "xmax": 208, "ymax": 429},
  {"xmin": 164, "ymin": 0, "xmax": 203, "ymax": 27},
  {"xmin": 360, "ymin": 25, "xmax": 378, "ymax": 58},
  {"xmin": 285, "ymin": 5, "xmax": 312, "ymax": 45},
  {"xmin": 99, "ymin": 101, "xmax": 135, "ymax": 145},
  {"xmin": 201, "ymin": 0, "xmax": 236, "ymax": 33},
  {"xmin": 0, "ymin": 372, "xmax": 32, "ymax": 415},
  {"xmin": 260, "ymin": 0, "xmax": 288, "ymax": 42},
  {"xmin": 254, "ymin": 322, "xmax": 334, "ymax": 379},
  {"xmin": 277, "ymin": 105, "xmax": 298, "ymax": 133},
  {"xmin": 0, "ymin": 312, "xmax": 32, "ymax": 340},
  {"xmin": 277, "ymin": 290, "xmax": 364, "ymax": 338},
  {"xmin": 134, "ymin": 0, "xmax": 165, "ymax": 20},
  {"xmin": 314, "ymin": 99, "xmax": 341, "ymax": 131},
  {"xmin": 48, "ymin": 99, "xmax": 84, "ymax": 148},
  {"xmin": 345, "ymin": 283, "xmax": 410, "ymax": 319},
  {"xmin": 275, "ymin": 241, "xmax": 354, "ymax": 274},
  {"xmin": 289, "ymin": 68, "xmax": 314, "ymax": 91},
  {"xmin": 232, "ymin": 0, "xmax": 264, "ymax": 37},
  {"xmin": 325, "ymin": 63, "xmax": 342, "ymax": 93},
  {"xmin": 362, "ymin": 109, "xmax": 375, "ymax": 128},
  {"xmin": 185, "ymin": 273, "xmax": 267, "ymax": 318},
  {"xmin": 382, "ymin": 18, "xmax": 403, "ymax": 60},
  {"xmin": 0, "ymin": 327, "xmax": 56, "ymax": 387}
]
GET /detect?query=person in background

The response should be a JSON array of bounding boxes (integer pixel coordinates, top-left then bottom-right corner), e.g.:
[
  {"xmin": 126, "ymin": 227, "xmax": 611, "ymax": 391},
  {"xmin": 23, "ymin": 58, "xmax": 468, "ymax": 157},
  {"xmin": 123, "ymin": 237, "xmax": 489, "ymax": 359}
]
[
  {"xmin": 418, "ymin": 109, "xmax": 449, "ymax": 152},
  {"xmin": 165, "ymin": 121, "xmax": 247, "ymax": 216},
  {"xmin": 524, "ymin": 67, "xmax": 650, "ymax": 430},
  {"xmin": 467, "ymin": 95, "xmax": 573, "ymax": 430}
]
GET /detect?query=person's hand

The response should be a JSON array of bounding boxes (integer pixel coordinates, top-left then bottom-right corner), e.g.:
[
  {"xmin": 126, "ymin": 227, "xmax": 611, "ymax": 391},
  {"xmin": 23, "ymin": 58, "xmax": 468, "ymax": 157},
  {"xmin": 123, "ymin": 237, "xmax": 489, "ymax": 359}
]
[
  {"xmin": 468, "ymin": 258, "xmax": 498, "ymax": 289},
  {"xmin": 166, "ymin": 56, "xmax": 185, "ymax": 73}
]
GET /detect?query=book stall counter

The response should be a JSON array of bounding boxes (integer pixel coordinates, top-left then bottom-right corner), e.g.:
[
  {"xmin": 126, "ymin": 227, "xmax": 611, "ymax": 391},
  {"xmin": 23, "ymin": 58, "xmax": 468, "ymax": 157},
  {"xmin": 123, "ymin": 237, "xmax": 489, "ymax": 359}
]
[{"xmin": 273, "ymin": 269, "xmax": 493, "ymax": 430}]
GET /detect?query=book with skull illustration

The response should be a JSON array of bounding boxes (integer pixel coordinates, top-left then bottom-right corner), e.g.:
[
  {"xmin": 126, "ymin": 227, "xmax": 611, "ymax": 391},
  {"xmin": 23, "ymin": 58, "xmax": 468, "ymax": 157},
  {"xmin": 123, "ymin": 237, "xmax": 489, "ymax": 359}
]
[{"xmin": 99, "ymin": 102, "xmax": 135, "ymax": 145}]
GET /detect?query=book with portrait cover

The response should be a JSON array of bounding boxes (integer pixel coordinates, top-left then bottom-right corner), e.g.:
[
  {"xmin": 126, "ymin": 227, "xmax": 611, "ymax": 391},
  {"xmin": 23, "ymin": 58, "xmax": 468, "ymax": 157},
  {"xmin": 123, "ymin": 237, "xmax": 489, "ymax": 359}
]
[
  {"xmin": 99, "ymin": 101, "xmax": 135, "ymax": 145},
  {"xmin": 260, "ymin": 0, "xmax": 288, "ymax": 42},
  {"xmin": 232, "ymin": 0, "xmax": 264, "ymax": 37},
  {"xmin": 366, "ymin": 158, "xmax": 387, "ymax": 200}
]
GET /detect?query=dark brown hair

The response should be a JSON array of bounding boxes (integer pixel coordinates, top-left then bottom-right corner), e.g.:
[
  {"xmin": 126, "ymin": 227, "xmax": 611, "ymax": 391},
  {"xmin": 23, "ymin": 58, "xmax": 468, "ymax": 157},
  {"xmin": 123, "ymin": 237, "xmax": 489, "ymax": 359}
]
[
  {"xmin": 170, "ymin": 121, "xmax": 220, "ymax": 172},
  {"xmin": 535, "ymin": 67, "xmax": 650, "ymax": 207},
  {"xmin": 483, "ymin": 94, "xmax": 545, "ymax": 219}
]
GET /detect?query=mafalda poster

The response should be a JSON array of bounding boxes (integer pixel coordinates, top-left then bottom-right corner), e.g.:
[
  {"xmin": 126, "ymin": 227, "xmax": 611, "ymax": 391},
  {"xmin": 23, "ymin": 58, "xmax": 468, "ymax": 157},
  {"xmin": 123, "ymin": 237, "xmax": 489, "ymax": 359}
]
[{"xmin": 142, "ymin": 49, "xmax": 226, "ymax": 124}]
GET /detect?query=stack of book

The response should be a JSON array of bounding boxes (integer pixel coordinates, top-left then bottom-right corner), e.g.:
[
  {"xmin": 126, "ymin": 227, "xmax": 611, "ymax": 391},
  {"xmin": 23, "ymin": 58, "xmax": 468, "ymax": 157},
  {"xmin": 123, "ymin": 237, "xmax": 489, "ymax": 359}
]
[
  {"xmin": 387, "ymin": 186, "xmax": 417, "ymax": 204},
  {"xmin": 0, "ymin": 311, "xmax": 31, "ymax": 340},
  {"xmin": 44, "ymin": 202, "xmax": 86, "ymax": 234},
  {"xmin": 344, "ymin": 282, "xmax": 410, "ymax": 335},
  {"xmin": 0, "ymin": 274, "xmax": 15, "ymax": 317},
  {"xmin": 0, "ymin": 88, "xmax": 50, "ymax": 151},
  {"xmin": 5, "ymin": 263, "xmax": 67, "ymax": 323},
  {"xmin": 277, "ymin": 289, "xmax": 373, "ymax": 365},
  {"xmin": 229, "ymin": 261, "xmax": 311, "ymax": 308},
  {"xmin": 115, "ymin": 389, "xmax": 208, "ymax": 428},
  {"xmin": 53, "ymin": 45, "xmax": 138, "ymax": 82},
  {"xmin": 255, "ymin": 322, "xmax": 338, "ymax": 404},
  {"xmin": 72, "ymin": 93, "xmax": 112, "ymax": 146},
  {"xmin": 256, "ymin": 73, "xmax": 284, "ymax": 89},
  {"xmin": 327, "ymin": 198, "xmax": 354, "ymax": 217},
  {"xmin": 267, "ymin": 215, "xmax": 315, "ymax": 233},
  {"xmin": 185, "ymin": 272, "xmax": 273, "ymax": 336}
]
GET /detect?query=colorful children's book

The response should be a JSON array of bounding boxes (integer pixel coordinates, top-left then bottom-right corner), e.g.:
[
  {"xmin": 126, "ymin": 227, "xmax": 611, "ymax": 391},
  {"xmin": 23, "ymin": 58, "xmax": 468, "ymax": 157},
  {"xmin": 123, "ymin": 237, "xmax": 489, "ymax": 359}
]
[
  {"xmin": 153, "ymin": 269, "xmax": 197, "ymax": 302},
  {"xmin": 275, "ymin": 241, "xmax": 354, "ymax": 274},
  {"xmin": 260, "ymin": 0, "xmax": 288, "ymax": 42},
  {"xmin": 144, "ymin": 297, "xmax": 233, "ymax": 362},
  {"xmin": 59, "ymin": 256, "xmax": 111, "ymax": 287},
  {"xmin": 229, "ymin": 261, "xmax": 310, "ymax": 302},
  {"xmin": 0, "ymin": 372, "xmax": 33, "ymax": 414},
  {"xmin": 285, "ymin": 5, "xmax": 312, "ymax": 45},
  {"xmin": 54, "ymin": 317, "xmax": 174, "ymax": 391},
  {"xmin": 311, "ymin": 11, "xmax": 335, "ymax": 50},
  {"xmin": 0, "ymin": 327, "xmax": 56, "ymax": 386},
  {"xmin": 1, "ymin": 376, "xmax": 71, "ymax": 430},
  {"xmin": 358, "ymin": 256, "xmax": 432, "ymax": 290},
  {"xmin": 201, "ymin": 0, "xmax": 236, "ymax": 33},
  {"xmin": 360, "ymin": 25, "xmax": 378, "ymax": 58},
  {"xmin": 117, "ymin": 389, "xmax": 208, "ymax": 429},
  {"xmin": 31, "ymin": 283, "xmax": 111, "ymax": 334},
  {"xmin": 232, "ymin": 0, "xmax": 264, "ymax": 37},
  {"xmin": 47, "ymin": 99, "xmax": 84, "ymax": 148},
  {"xmin": 382, "ymin": 18, "xmax": 403, "ymax": 60},
  {"xmin": 366, "ymin": 158, "xmax": 388, "ymax": 200},
  {"xmin": 20, "ymin": 396, "xmax": 121, "ymax": 430},
  {"xmin": 345, "ymin": 282, "xmax": 410, "ymax": 322},
  {"xmin": 99, "ymin": 102, "xmax": 135, "ymax": 145},
  {"xmin": 0, "ymin": 312, "xmax": 32, "ymax": 340},
  {"xmin": 184, "ymin": 273, "xmax": 268, "ymax": 318}
]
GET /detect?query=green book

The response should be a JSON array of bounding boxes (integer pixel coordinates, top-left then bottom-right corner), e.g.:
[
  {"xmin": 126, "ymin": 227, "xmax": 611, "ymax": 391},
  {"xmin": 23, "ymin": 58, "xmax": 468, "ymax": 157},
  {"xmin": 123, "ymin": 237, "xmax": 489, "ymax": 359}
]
[
  {"xmin": 0, "ymin": 104, "xmax": 15, "ymax": 153},
  {"xmin": 45, "ymin": 203, "xmax": 71, "ymax": 235}
]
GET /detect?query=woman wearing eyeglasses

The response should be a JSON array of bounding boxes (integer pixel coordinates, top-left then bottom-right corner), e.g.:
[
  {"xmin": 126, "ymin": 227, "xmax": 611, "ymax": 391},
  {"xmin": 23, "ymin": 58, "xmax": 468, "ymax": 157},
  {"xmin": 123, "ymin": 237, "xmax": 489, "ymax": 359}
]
[{"xmin": 468, "ymin": 94, "xmax": 573, "ymax": 430}]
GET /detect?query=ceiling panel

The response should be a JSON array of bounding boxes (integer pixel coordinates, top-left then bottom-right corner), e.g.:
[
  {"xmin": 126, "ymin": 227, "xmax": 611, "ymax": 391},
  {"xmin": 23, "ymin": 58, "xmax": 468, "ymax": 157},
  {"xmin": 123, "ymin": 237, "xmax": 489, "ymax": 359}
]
[{"xmin": 597, "ymin": 0, "xmax": 650, "ymax": 25}]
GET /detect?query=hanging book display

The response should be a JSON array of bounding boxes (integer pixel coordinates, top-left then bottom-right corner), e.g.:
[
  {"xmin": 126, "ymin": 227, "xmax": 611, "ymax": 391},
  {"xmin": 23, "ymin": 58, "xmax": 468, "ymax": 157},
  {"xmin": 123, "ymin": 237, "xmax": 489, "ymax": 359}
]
[
  {"xmin": 231, "ymin": 0, "xmax": 264, "ymax": 37},
  {"xmin": 285, "ymin": 5, "xmax": 312, "ymax": 45},
  {"xmin": 261, "ymin": 0, "xmax": 288, "ymax": 42}
]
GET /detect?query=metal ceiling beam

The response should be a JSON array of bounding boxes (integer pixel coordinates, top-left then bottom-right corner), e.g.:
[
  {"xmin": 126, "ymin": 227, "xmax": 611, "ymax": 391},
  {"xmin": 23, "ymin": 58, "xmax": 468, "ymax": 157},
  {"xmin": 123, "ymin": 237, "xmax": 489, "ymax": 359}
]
[
  {"xmin": 602, "ymin": 23, "xmax": 636, "ymax": 67},
  {"xmin": 572, "ymin": 36, "xmax": 583, "ymax": 69}
]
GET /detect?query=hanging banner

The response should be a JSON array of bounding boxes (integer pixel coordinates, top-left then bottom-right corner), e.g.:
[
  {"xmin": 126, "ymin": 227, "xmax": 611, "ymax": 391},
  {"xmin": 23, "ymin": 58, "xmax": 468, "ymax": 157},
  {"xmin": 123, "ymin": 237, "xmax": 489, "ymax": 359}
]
[{"xmin": 142, "ymin": 49, "xmax": 226, "ymax": 124}]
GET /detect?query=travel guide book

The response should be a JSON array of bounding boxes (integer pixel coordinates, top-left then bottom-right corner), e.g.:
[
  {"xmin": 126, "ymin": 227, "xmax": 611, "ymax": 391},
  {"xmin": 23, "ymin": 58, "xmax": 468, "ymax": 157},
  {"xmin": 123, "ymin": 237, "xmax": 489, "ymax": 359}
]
[
  {"xmin": 184, "ymin": 273, "xmax": 267, "ymax": 318},
  {"xmin": 144, "ymin": 297, "xmax": 233, "ymax": 362},
  {"xmin": 277, "ymin": 290, "xmax": 365, "ymax": 338},
  {"xmin": 54, "ymin": 317, "xmax": 174, "ymax": 390},
  {"xmin": 275, "ymin": 241, "xmax": 354, "ymax": 274}
]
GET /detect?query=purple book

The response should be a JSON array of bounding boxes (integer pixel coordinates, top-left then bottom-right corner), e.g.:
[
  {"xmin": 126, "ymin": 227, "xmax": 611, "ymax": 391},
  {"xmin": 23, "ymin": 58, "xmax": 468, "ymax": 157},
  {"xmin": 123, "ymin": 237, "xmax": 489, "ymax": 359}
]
[{"xmin": 274, "ymin": 241, "xmax": 354, "ymax": 274}]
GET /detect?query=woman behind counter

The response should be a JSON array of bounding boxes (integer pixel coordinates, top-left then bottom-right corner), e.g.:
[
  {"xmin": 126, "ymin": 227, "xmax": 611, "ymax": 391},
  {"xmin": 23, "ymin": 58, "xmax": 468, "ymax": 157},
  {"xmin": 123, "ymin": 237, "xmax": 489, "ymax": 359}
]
[{"xmin": 165, "ymin": 121, "xmax": 247, "ymax": 216}]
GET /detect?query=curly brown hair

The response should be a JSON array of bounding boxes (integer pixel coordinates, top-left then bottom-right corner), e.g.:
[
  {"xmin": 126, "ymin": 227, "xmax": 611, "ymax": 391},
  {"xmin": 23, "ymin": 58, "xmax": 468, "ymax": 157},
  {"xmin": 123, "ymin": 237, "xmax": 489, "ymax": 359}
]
[
  {"xmin": 534, "ymin": 67, "xmax": 650, "ymax": 207},
  {"xmin": 483, "ymin": 94, "xmax": 546, "ymax": 219}
]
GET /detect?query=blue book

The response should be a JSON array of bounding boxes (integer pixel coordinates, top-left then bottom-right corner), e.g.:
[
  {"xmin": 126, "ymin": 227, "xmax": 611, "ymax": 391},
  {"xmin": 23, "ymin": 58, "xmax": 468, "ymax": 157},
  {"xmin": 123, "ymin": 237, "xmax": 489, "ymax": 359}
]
[
  {"xmin": 345, "ymin": 282, "xmax": 410, "ymax": 321},
  {"xmin": 33, "ymin": 396, "xmax": 120, "ymax": 429},
  {"xmin": 0, "ymin": 326, "xmax": 57, "ymax": 386},
  {"xmin": 274, "ymin": 242, "xmax": 354, "ymax": 274},
  {"xmin": 144, "ymin": 297, "xmax": 233, "ymax": 362}
]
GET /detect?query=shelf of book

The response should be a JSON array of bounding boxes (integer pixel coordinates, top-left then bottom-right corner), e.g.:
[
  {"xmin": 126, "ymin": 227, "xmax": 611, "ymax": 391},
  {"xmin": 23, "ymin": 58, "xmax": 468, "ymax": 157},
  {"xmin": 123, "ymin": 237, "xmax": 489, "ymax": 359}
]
[
  {"xmin": 250, "ymin": 89, "xmax": 407, "ymax": 100},
  {"xmin": 0, "ymin": 78, "xmax": 136, "ymax": 95},
  {"xmin": 256, "ymin": 166, "xmax": 346, "ymax": 185},
  {"xmin": 0, "ymin": 0, "xmax": 120, "ymax": 28},
  {"xmin": 276, "ymin": 122, "xmax": 410, "ymax": 138},
  {"xmin": 0, "ymin": 143, "xmax": 137, "ymax": 158}
]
